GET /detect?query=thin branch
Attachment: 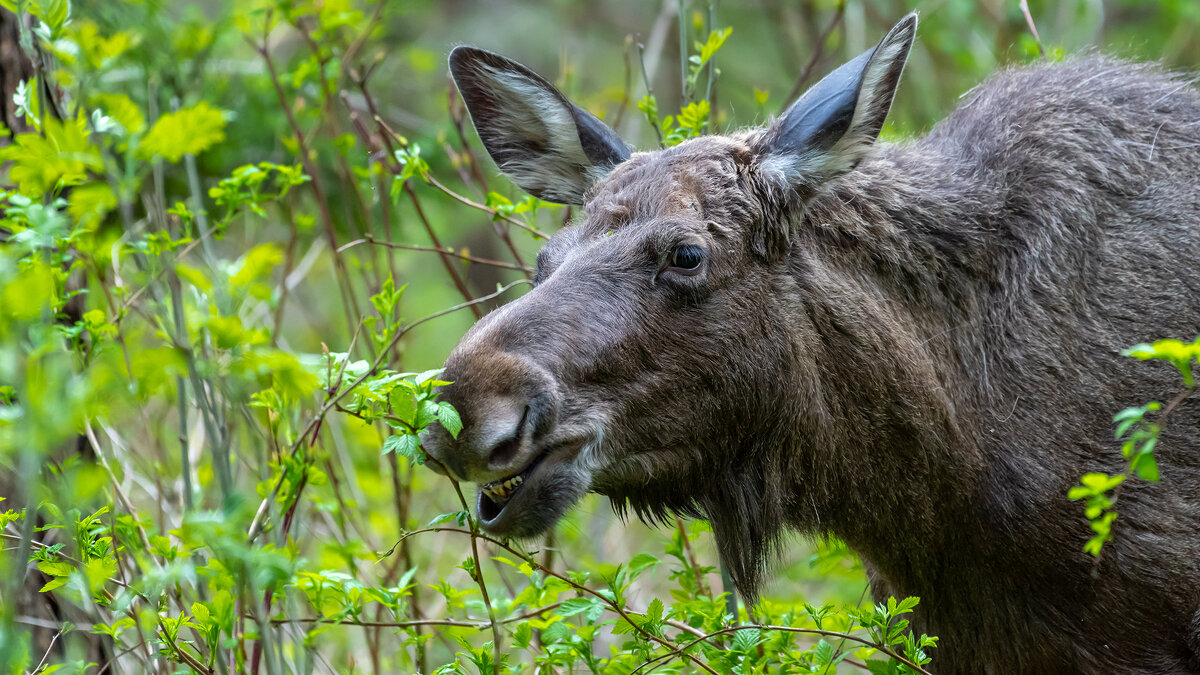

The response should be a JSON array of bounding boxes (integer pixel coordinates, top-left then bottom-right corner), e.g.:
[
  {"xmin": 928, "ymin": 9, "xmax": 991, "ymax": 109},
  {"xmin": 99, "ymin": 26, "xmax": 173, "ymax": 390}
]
[
  {"xmin": 1019, "ymin": 0, "xmax": 1047, "ymax": 60},
  {"xmin": 265, "ymin": 602, "xmax": 562, "ymax": 630},
  {"xmin": 385, "ymin": 526, "xmax": 720, "ymax": 675},
  {"xmin": 425, "ymin": 173, "xmax": 550, "ymax": 240},
  {"xmin": 246, "ymin": 280, "xmax": 530, "ymax": 543},
  {"xmin": 781, "ymin": 0, "xmax": 845, "ymax": 112},
  {"xmin": 632, "ymin": 623, "xmax": 933, "ymax": 675},
  {"xmin": 337, "ymin": 236, "xmax": 531, "ymax": 272},
  {"xmin": 253, "ymin": 13, "xmax": 365, "ymax": 342},
  {"xmin": 405, "ymin": 181, "xmax": 486, "ymax": 318},
  {"xmin": 451, "ymin": 480, "xmax": 502, "ymax": 675}
]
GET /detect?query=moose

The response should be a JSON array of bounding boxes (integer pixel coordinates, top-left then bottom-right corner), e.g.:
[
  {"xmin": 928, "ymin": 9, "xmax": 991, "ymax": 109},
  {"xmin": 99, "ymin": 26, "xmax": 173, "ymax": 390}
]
[{"xmin": 423, "ymin": 14, "xmax": 1200, "ymax": 673}]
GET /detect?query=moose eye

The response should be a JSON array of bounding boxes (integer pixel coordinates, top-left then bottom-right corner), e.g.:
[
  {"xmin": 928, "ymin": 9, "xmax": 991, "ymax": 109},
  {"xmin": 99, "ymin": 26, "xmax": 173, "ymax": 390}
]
[{"xmin": 668, "ymin": 244, "xmax": 705, "ymax": 273}]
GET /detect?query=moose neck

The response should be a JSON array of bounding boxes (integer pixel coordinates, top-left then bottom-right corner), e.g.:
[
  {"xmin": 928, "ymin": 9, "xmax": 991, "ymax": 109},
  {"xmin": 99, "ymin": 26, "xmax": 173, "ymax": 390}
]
[{"xmin": 778, "ymin": 143, "xmax": 1012, "ymax": 594}]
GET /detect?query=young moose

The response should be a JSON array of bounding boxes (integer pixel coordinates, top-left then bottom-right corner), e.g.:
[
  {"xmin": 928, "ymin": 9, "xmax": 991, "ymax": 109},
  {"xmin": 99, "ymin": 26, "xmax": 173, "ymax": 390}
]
[{"xmin": 424, "ymin": 15, "xmax": 1200, "ymax": 673}]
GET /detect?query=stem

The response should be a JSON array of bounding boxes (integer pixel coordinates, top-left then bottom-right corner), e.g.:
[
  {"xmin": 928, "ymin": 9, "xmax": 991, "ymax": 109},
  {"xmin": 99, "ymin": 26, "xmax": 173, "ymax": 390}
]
[
  {"xmin": 781, "ymin": 0, "xmax": 845, "ymax": 111},
  {"xmin": 337, "ymin": 236, "xmax": 531, "ymax": 272},
  {"xmin": 255, "ymin": 17, "xmax": 365, "ymax": 347},
  {"xmin": 704, "ymin": 0, "xmax": 717, "ymax": 133},
  {"xmin": 674, "ymin": 518, "xmax": 711, "ymax": 598},
  {"xmin": 450, "ymin": 482, "xmax": 502, "ymax": 675},
  {"xmin": 678, "ymin": 0, "xmax": 689, "ymax": 102},
  {"xmin": 631, "ymin": 624, "xmax": 933, "ymax": 675},
  {"xmin": 246, "ymin": 280, "xmax": 530, "ymax": 543},
  {"xmin": 637, "ymin": 43, "xmax": 665, "ymax": 147},
  {"xmin": 405, "ymin": 183, "xmax": 485, "ymax": 317},
  {"xmin": 1019, "ymin": 0, "xmax": 1047, "ymax": 60},
  {"xmin": 389, "ymin": 525, "xmax": 720, "ymax": 675}
]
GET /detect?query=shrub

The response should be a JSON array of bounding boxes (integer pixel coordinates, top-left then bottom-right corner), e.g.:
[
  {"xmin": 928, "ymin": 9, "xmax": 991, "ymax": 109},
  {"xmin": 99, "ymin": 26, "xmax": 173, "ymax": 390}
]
[{"xmin": 2, "ymin": 1, "xmax": 1195, "ymax": 673}]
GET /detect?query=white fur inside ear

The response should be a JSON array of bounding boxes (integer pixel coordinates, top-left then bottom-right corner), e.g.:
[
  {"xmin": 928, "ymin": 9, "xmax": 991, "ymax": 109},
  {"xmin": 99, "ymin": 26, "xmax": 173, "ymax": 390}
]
[
  {"xmin": 472, "ymin": 62, "xmax": 606, "ymax": 203},
  {"xmin": 849, "ymin": 34, "xmax": 910, "ymax": 138},
  {"xmin": 760, "ymin": 150, "xmax": 825, "ymax": 189}
]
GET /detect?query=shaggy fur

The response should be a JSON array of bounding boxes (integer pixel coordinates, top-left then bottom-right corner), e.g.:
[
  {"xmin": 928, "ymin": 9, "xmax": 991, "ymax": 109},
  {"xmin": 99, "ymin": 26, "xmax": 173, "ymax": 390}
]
[{"xmin": 426, "ymin": 23, "xmax": 1200, "ymax": 673}]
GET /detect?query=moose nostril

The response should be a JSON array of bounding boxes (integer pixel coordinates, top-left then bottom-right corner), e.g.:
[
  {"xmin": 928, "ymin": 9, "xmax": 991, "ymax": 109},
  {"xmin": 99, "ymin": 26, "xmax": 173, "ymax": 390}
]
[{"xmin": 488, "ymin": 404, "xmax": 530, "ymax": 469}]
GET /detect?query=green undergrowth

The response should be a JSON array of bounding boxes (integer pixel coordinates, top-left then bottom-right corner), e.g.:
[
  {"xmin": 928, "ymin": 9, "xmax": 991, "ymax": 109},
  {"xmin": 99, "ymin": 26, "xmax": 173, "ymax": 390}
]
[{"xmin": 2, "ymin": 0, "xmax": 1194, "ymax": 673}]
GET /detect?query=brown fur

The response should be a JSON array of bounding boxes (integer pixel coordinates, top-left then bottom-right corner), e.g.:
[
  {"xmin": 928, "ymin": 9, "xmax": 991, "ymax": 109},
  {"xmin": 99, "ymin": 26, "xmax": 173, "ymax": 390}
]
[{"xmin": 428, "ymin": 28, "xmax": 1200, "ymax": 673}]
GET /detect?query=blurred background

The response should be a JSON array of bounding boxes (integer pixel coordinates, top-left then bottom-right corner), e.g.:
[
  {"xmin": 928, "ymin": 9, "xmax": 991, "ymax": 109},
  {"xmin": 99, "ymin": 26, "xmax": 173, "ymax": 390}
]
[{"xmin": 3, "ymin": 0, "xmax": 1200, "ymax": 671}]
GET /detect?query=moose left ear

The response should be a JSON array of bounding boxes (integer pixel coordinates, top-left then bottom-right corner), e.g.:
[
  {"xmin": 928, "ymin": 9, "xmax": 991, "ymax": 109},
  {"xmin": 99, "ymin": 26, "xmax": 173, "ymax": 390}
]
[
  {"xmin": 760, "ymin": 13, "xmax": 916, "ymax": 188},
  {"xmin": 449, "ymin": 46, "xmax": 632, "ymax": 205}
]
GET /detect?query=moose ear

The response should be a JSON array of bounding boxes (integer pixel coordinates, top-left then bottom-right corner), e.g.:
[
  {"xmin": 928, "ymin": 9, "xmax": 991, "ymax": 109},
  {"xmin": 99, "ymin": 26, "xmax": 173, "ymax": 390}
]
[
  {"xmin": 449, "ymin": 46, "xmax": 632, "ymax": 205},
  {"xmin": 760, "ymin": 13, "xmax": 916, "ymax": 188}
]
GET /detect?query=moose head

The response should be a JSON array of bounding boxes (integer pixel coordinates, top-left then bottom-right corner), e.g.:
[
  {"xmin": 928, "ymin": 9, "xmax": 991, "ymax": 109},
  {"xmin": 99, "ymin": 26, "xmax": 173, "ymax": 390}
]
[{"xmin": 423, "ymin": 15, "xmax": 917, "ymax": 596}]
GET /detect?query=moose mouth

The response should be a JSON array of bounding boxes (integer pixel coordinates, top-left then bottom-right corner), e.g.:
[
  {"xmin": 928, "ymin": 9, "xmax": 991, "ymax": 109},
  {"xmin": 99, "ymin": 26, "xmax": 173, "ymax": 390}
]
[
  {"xmin": 473, "ymin": 435, "xmax": 596, "ymax": 536},
  {"xmin": 477, "ymin": 450, "xmax": 550, "ymax": 525}
]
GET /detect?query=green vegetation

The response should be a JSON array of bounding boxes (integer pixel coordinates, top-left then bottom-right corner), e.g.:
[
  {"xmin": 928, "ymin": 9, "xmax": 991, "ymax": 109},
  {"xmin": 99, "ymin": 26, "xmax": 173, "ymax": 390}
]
[{"xmin": 0, "ymin": 1, "xmax": 1197, "ymax": 672}]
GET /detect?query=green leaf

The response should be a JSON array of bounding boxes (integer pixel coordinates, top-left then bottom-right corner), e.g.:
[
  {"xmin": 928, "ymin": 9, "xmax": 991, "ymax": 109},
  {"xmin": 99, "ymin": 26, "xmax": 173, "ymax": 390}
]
[
  {"xmin": 1132, "ymin": 452, "xmax": 1159, "ymax": 482},
  {"xmin": 39, "ymin": 576, "xmax": 70, "ymax": 593},
  {"xmin": 389, "ymin": 389, "xmax": 417, "ymax": 427},
  {"xmin": 37, "ymin": 561, "xmax": 73, "ymax": 577},
  {"xmin": 645, "ymin": 597, "xmax": 663, "ymax": 622},
  {"xmin": 0, "ymin": 115, "xmax": 102, "ymax": 195},
  {"xmin": 556, "ymin": 597, "xmax": 598, "ymax": 618},
  {"xmin": 414, "ymin": 369, "xmax": 444, "ymax": 385},
  {"xmin": 730, "ymin": 627, "xmax": 764, "ymax": 654},
  {"xmin": 626, "ymin": 553, "xmax": 658, "ymax": 580},
  {"xmin": 866, "ymin": 659, "xmax": 901, "ymax": 675},
  {"xmin": 35, "ymin": 0, "xmax": 70, "ymax": 33},
  {"xmin": 382, "ymin": 434, "xmax": 423, "ymax": 465},
  {"xmin": 436, "ymin": 402, "xmax": 462, "ymax": 439},
  {"xmin": 1080, "ymin": 472, "xmax": 1125, "ymax": 493},
  {"xmin": 512, "ymin": 621, "xmax": 533, "ymax": 648},
  {"xmin": 811, "ymin": 638, "xmax": 835, "ymax": 665},
  {"xmin": 540, "ymin": 620, "xmax": 569, "ymax": 643},
  {"xmin": 139, "ymin": 101, "xmax": 227, "ymax": 162},
  {"xmin": 426, "ymin": 510, "xmax": 466, "ymax": 527}
]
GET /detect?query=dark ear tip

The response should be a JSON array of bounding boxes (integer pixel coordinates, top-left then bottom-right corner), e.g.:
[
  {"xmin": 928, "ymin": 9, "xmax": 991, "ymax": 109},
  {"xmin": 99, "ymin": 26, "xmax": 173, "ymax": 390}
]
[
  {"xmin": 448, "ymin": 45, "xmax": 486, "ymax": 76},
  {"xmin": 889, "ymin": 13, "xmax": 918, "ymax": 40}
]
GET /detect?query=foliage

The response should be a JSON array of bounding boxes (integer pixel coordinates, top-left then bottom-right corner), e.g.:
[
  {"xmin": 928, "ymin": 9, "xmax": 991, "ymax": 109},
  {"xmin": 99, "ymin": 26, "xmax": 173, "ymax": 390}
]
[
  {"xmin": 0, "ymin": 0, "xmax": 1196, "ymax": 673},
  {"xmin": 1069, "ymin": 338, "xmax": 1198, "ymax": 556}
]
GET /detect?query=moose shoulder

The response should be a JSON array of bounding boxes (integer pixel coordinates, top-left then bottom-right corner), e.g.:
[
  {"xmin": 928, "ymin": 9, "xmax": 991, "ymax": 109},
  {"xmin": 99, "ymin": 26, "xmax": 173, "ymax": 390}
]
[{"xmin": 424, "ymin": 15, "xmax": 1200, "ymax": 673}]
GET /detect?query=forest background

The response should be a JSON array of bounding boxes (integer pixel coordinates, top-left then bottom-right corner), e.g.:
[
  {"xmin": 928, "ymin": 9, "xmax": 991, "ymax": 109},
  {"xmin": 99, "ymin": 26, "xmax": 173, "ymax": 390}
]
[{"xmin": 1, "ymin": 0, "xmax": 1198, "ymax": 673}]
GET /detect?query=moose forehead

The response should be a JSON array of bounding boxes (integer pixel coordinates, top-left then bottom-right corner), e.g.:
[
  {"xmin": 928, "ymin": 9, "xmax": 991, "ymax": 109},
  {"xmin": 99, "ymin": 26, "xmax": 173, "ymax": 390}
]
[{"xmin": 578, "ymin": 135, "xmax": 761, "ymax": 235}]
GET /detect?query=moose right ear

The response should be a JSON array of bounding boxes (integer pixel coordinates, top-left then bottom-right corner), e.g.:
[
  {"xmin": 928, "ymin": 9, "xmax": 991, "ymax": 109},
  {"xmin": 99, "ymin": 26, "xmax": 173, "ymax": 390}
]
[
  {"xmin": 449, "ymin": 46, "xmax": 632, "ymax": 205},
  {"xmin": 759, "ymin": 13, "xmax": 917, "ymax": 190}
]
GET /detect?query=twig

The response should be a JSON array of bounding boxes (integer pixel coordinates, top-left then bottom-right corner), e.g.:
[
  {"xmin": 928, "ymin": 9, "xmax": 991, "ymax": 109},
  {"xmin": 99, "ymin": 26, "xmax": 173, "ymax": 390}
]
[
  {"xmin": 30, "ymin": 627, "xmax": 63, "ymax": 674},
  {"xmin": 351, "ymin": 103, "xmax": 552, "ymax": 241},
  {"xmin": 612, "ymin": 35, "xmax": 635, "ymax": 130},
  {"xmin": 631, "ymin": 623, "xmax": 933, "ymax": 675},
  {"xmin": 386, "ymin": 526, "xmax": 721, "ymax": 675},
  {"xmin": 337, "ymin": 236, "xmax": 531, "ymax": 272},
  {"xmin": 678, "ymin": 0, "xmax": 689, "ymax": 102},
  {"xmin": 675, "ymin": 518, "xmax": 712, "ymax": 598},
  {"xmin": 1019, "ymin": 0, "xmax": 1046, "ymax": 60},
  {"xmin": 246, "ymin": 280, "xmax": 531, "ymax": 543},
  {"xmin": 404, "ymin": 182, "xmax": 485, "ymax": 318},
  {"xmin": 781, "ymin": 0, "xmax": 846, "ymax": 111},
  {"xmin": 704, "ymin": 0, "xmax": 717, "ymax": 133},
  {"xmin": 451, "ymin": 481, "xmax": 502, "ymax": 675},
  {"xmin": 637, "ymin": 43, "xmax": 665, "ymax": 147},
  {"xmin": 265, "ymin": 602, "xmax": 563, "ymax": 630},
  {"xmin": 253, "ymin": 12, "xmax": 365, "ymax": 341},
  {"xmin": 1094, "ymin": 385, "xmax": 1195, "ymax": 569},
  {"xmin": 425, "ymin": 173, "xmax": 550, "ymax": 240}
]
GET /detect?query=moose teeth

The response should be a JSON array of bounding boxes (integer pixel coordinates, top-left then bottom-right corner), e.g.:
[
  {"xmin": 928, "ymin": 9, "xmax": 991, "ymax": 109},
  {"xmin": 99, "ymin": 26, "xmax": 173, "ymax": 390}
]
[{"xmin": 483, "ymin": 475, "xmax": 524, "ymax": 501}]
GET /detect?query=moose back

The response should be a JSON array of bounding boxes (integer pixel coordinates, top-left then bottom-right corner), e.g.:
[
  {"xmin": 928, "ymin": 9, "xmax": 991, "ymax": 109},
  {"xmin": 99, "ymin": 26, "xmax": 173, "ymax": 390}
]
[{"xmin": 423, "ymin": 15, "xmax": 1200, "ymax": 673}]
